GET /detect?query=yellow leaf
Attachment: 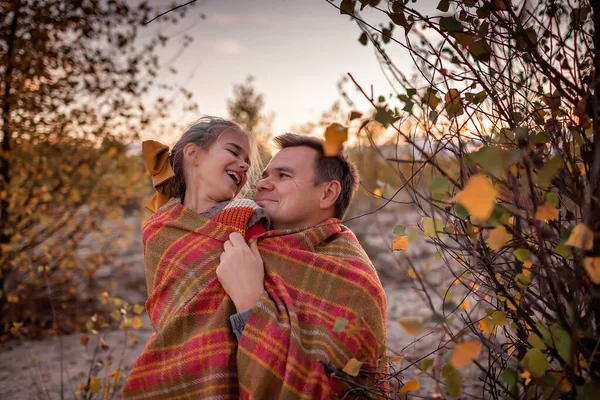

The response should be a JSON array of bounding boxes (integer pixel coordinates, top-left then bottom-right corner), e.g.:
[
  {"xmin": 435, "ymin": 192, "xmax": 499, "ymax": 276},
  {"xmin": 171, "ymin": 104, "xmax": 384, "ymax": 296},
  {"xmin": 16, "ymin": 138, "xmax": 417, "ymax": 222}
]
[
  {"xmin": 133, "ymin": 304, "xmax": 145, "ymax": 315},
  {"xmin": 507, "ymin": 344, "xmax": 516, "ymax": 357},
  {"xmin": 373, "ymin": 187, "xmax": 383, "ymax": 197},
  {"xmin": 583, "ymin": 257, "xmax": 600, "ymax": 284},
  {"xmin": 398, "ymin": 318, "xmax": 423, "ymax": 335},
  {"xmin": 132, "ymin": 316, "xmax": 143, "ymax": 329},
  {"xmin": 478, "ymin": 318, "xmax": 495, "ymax": 334},
  {"xmin": 445, "ymin": 89, "xmax": 461, "ymax": 104},
  {"xmin": 565, "ymin": 224, "xmax": 594, "ymax": 250},
  {"xmin": 551, "ymin": 372, "xmax": 572, "ymax": 393},
  {"xmin": 7, "ymin": 294, "xmax": 18, "ymax": 303},
  {"xmin": 322, "ymin": 123, "xmax": 348, "ymax": 156},
  {"xmin": 450, "ymin": 340, "xmax": 481, "ymax": 369},
  {"xmin": 460, "ymin": 299, "xmax": 470, "ymax": 311},
  {"xmin": 535, "ymin": 205, "xmax": 559, "ymax": 221},
  {"xmin": 521, "ymin": 369, "xmax": 532, "ymax": 385},
  {"xmin": 487, "ymin": 225, "xmax": 508, "ymax": 250},
  {"xmin": 407, "ymin": 267, "xmax": 417, "ymax": 279},
  {"xmin": 342, "ymin": 358, "xmax": 363, "ymax": 377},
  {"xmin": 392, "ymin": 235, "xmax": 409, "ymax": 251},
  {"xmin": 391, "ymin": 355, "xmax": 404, "ymax": 362},
  {"xmin": 110, "ymin": 309, "xmax": 121, "ymax": 321},
  {"xmin": 400, "ymin": 378, "xmax": 420, "ymax": 394},
  {"xmin": 89, "ymin": 376, "xmax": 101, "ymax": 393},
  {"xmin": 455, "ymin": 174, "xmax": 497, "ymax": 220},
  {"xmin": 523, "ymin": 260, "xmax": 533, "ymax": 269}
]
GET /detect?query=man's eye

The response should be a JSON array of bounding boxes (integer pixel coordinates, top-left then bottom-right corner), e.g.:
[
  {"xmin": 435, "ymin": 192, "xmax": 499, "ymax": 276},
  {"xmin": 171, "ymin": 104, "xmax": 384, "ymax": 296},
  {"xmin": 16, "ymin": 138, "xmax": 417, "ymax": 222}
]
[{"xmin": 280, "ymin": 173, "xmax": 289, "ymax": 178}]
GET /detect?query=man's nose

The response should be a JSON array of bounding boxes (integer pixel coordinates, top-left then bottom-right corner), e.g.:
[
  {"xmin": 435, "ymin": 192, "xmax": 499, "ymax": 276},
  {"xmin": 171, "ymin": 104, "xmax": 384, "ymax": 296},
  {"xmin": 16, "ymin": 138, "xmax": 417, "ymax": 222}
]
[{"xmin": 256, "ymin": 177, "xmax": 272, "ymax": 191}]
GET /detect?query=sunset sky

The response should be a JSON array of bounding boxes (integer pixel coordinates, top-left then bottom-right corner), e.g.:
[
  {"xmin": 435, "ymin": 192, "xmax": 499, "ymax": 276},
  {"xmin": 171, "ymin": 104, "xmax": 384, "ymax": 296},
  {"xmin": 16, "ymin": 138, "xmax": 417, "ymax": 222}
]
[{"xmin": 145, "ymin": 0, "xmax": 439, "ymax": 140}]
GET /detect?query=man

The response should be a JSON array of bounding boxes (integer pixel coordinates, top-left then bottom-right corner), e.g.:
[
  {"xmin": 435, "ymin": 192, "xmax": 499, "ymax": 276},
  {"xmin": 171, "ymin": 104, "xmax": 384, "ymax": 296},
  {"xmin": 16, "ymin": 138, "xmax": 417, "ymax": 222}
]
[{"xmin": 217, "ymin": 133, "xmax": 387, "ymax": 399}]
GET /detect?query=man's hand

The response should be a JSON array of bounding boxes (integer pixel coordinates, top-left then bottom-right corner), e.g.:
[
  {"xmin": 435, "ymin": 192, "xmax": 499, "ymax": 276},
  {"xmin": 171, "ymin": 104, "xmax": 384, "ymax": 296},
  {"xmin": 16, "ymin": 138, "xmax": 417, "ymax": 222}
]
[{"xmin": 216, "ymin": 232, "xmax": 265, "ymax": 312}]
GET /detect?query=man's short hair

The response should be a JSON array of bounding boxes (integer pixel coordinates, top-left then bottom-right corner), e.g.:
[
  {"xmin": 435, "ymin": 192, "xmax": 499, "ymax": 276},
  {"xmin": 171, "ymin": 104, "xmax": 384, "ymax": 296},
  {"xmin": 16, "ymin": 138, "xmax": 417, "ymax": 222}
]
[{"xmin": 273, "ymin": 133, "xmax": 359, "ymax": 219}]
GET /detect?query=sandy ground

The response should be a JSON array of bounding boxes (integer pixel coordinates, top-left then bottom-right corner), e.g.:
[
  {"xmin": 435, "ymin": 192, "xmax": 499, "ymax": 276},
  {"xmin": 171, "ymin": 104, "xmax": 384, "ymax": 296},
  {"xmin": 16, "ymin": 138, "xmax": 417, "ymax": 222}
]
[{"xmin": 0, "ymin": 205, "xmax": 487, "ymax": 399}]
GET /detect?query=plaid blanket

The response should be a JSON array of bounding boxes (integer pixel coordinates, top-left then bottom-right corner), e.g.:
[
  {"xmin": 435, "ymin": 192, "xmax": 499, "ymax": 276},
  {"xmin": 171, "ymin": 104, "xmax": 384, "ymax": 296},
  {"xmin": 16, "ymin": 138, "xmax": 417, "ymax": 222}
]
[{"xmin": 122, "ymin": 199, "xmax": 386, "ymax": 399}]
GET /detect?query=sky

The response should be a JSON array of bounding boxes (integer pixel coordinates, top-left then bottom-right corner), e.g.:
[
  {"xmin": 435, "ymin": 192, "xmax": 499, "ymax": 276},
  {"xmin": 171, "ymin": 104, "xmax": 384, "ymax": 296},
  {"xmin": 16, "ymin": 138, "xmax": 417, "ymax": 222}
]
[{"xmin": 143, "ymin": 0, "xmax": 438, "ymax": 141}]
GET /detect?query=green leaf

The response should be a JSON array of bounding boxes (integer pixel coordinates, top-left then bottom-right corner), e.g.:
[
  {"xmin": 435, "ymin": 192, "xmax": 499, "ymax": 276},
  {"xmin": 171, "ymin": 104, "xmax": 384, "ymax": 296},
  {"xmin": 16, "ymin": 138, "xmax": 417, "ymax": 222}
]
[
  {"xmin": 420, "ymin": 358, "xmax": 434, "ymax": 371},
  {"xmin": 388, "ymin": 12, "xmax": 412, "ymax": 32},
  {"xmin": 402, "ymin": 100, "xmax": 414, "ymax": 112},
  {"xmin": 333, "ymin": 317, "xmax": 349, "ymax": 332},
  {"xmin": 406, "ymin": 88, "xmax": 416, "ymax": 97},
  {"xmin": 501, "ymin": 368, "xmax": 517, "ymax": 390},
  {"xmin": 439, "ymin": 16, "xmax": 464, "ymax": 33},
  {"xmin": 521, "ymin": 348, "xmax": 549, "ymax": 378},
  {"xmin": 528, "ymin": 332, "xmax": 547, "ymax": 350},
  {"xmin": 393, "ymin": 224, "xmax": 406, "ymax": 236},
  {"xmin": 455, "ymin": 203, "xmax": 469, "ymax": 219},
  {"xmin": 550, "ymin": 324, "xmax": 572, "ymax": 365},
  {"xmin": 513, "ymin": 248, "xmax": 530, "ymax": 262},
  {"xmin": 374, "ymin": 106, "xmax": 397, "ymax": 127},
  {"xmin": 546, "ymin": 192, "xmax": 559, "ymax": 207},
  {"xmin": 466, "ymin": 147, "xmax": 522, "ymax": 179},
  {"xmin": 340, "ymin": 0, "xmax": 355, "ymax": 15},
  {"xmin": 469, "ymin": 39, "xmax": 492, "ymax": 62},
  {"xmin": 536, "ymin": 156, "xmax": 562, "ymax": 188},
  {"xmin": 429, "ymin": 176, "xmax": 450, "ymax": 195},
  {"xmin": 555, "ymin": 241, "xmax": 573, "ymax": 259},
  {"xmin": 423, "ymin": 217, "xmax": 443, "ymax": 237},
  {"xmin": 490, "ymin": 311, "xmax": 507, "ymax": 326},
  {"xmin": 429, "ymin": 110, "xmax": 439, "ymax": 123},
  {"xmin": 442, "ymin": 364, "xmax": 463, "ymax": 396},
  {"xmin": 349, "ymin": 110, "xmax": 363, "ymax": 121},
  {"xmin": 381, "ymin": 27, "xmax": 392, "ymax": 43},
  {"xmin": 515, "ymin": 273, "xmax": 531, "ymax": 289},
  {"xmin": 428, "ymin": 312, "xmax": 446, "ymax": 323},
  {"xmin": 579, "ymin": 382, "xmax": 600, "ymax": 400},
  {"xmin": 437, "ymin": 0, "xmax": 450, "ymax": 12},
  {"xmin": 358, "ymin": 32, "xmax": 368, "ymax": 46}
]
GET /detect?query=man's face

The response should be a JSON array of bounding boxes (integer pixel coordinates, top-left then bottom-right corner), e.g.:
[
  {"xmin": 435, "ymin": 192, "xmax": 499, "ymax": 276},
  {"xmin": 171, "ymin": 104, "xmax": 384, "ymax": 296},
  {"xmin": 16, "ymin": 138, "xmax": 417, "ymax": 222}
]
[{"xmin": 255, "ymin": 146, "xmax": 327, "ymax": 230}]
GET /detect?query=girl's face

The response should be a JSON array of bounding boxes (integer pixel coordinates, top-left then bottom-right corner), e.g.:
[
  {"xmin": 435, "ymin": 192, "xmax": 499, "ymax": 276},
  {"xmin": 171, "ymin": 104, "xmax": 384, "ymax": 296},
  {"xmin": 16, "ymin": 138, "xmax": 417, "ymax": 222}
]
[{"xmin": 187, "ymin": 129, "xmax": 253, "ymax": 204}]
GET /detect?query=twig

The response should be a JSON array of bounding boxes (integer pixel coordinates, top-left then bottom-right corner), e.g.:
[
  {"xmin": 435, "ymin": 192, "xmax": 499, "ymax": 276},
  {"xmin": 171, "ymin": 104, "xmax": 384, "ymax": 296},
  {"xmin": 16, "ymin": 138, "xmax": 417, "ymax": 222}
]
[{"xmin": 142, "ymin": 0, "xmax": 197, "ymax": 25}]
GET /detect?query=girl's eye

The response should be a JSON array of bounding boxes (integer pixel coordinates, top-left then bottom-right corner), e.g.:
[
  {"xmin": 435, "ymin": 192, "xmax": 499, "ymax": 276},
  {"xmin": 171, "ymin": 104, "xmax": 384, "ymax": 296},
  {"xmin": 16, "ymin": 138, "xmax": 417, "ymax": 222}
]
[{"xmin": 227, "ymin": 148, "xmax": 238, "ymax": 156}]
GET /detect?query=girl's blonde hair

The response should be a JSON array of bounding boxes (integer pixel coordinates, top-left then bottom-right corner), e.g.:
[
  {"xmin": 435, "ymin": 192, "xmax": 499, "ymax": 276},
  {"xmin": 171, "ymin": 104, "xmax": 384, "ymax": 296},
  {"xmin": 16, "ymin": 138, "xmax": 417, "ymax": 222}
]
[{"xmin": 169, "ymin": 116, "xmax": 262, "ymax": 203}]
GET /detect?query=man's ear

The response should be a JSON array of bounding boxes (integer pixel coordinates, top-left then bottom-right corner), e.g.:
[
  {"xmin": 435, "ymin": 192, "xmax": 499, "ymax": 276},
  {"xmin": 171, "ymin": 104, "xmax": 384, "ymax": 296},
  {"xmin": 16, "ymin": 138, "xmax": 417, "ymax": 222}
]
[
  {"xmin": 183, "ymin": 143, "xmax": 200, "ymax": 165},
  {"xmin": 319, "ymin": 180, "xmax": 341, "ymax": 211}
]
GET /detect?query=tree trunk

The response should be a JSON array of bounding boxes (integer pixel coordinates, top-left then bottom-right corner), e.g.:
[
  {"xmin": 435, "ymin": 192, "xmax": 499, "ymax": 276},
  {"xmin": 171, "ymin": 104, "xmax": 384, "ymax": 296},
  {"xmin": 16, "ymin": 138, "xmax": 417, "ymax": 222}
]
[{"xmin": 0, "ymin": 0, "xmax": 21, "ymax": 333}]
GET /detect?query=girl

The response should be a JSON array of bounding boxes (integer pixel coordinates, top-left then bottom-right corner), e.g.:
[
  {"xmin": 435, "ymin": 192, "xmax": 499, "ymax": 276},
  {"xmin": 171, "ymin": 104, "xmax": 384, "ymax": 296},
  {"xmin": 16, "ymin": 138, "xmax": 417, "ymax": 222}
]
[{"xmin": 122, "ymin": 116, "xmax": 267, "ymax": 399}]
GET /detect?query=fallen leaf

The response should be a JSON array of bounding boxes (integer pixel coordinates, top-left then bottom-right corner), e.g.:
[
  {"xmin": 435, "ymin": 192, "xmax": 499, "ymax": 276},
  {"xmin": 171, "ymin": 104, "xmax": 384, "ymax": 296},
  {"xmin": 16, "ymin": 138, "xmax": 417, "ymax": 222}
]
[
  {"xmin": 133, "ymin": 304, "xmax": 145, "ymax": 315},
  {"xmin": 450, "ymin": 340, "xmax": 481, "ymax": 369},
  {"xmin": 322, "ymin": 123, "xmax": 348, "ymax": 156},
  {"xmin": 133, "ymin": 316, "xmax": 143, "ymax": 329},
  {"xmin": 455, "ymin": 174, "xmax": 497, "ymax": 220},
  {"xmin": 342, "ymin": 358, "xmax": 363, "ymax": 377},
  {"xmin": 565, "ymin": 224, "xmax": 594, "ymax": 250},
  {"xmin": 89, "ymin": 376, "xmax": 101, "ymax": 393},
  {"xmin": 80, "ymin": 335, "xmax": 89, "ymax": 346},
  {"xmin": 400, "ymin": 378, "xmax": 420, "ymax": 394},
  {"xmin": 392, "ymin": 235, "xmax": 409, "ymax": 251},
  {"xmin": 398, "ymin": 318, "xmax": 423, "ymax": 335},
  {"xmin": 583, "ymin": 257, "xmax": 600, "ymax": 284},
  {"xmin": 487, "ymin": 225, "xmax": 508, "ymax": 250}
]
